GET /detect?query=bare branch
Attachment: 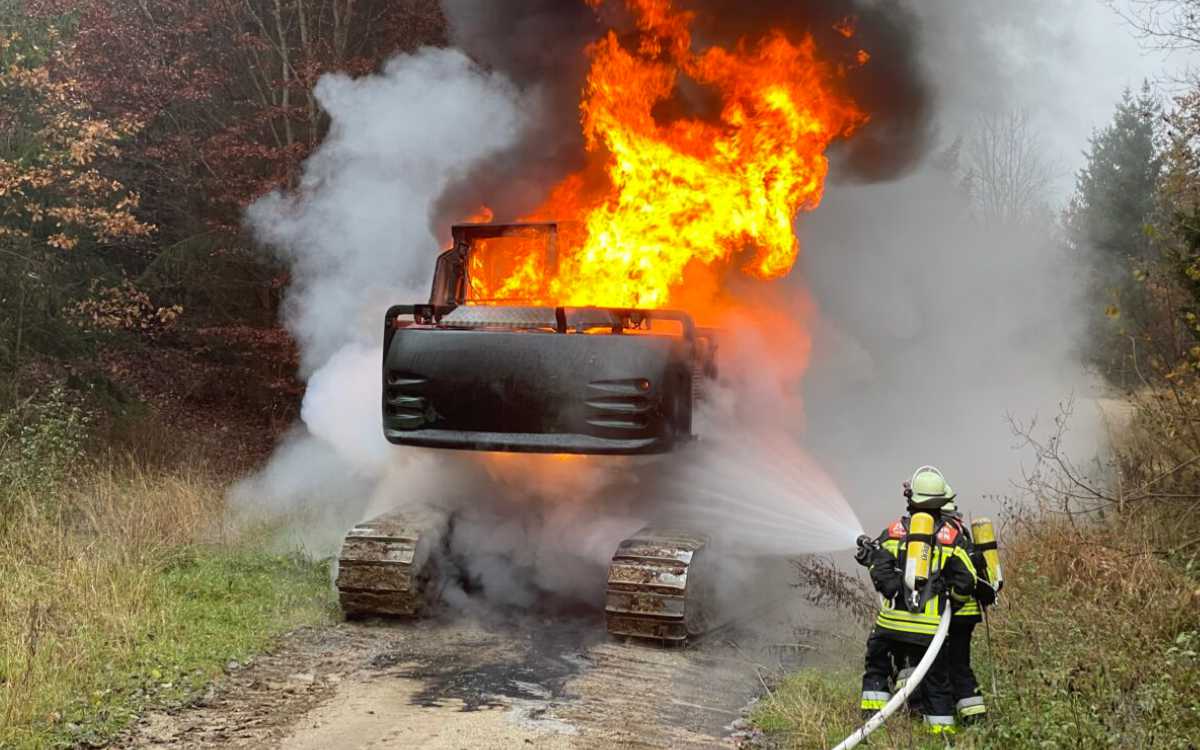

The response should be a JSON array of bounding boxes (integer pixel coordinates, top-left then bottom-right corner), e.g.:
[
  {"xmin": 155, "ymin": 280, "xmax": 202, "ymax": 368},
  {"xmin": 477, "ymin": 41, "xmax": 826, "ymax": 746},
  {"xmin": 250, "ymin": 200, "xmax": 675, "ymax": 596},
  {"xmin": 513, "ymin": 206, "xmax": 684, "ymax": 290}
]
[
  {"xmin": 1110, "ymin": 0, "xmax": 1200, "ymax": 50},
  {"xmin": 963, "ymin": 110, "xmax": 1059, "ymax": 227}
]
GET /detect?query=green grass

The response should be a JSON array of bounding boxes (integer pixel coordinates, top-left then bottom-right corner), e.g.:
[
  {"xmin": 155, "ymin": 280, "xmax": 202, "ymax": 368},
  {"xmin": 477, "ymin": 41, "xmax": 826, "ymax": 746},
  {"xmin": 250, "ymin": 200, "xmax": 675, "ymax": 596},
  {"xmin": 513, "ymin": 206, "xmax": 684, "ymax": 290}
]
[
  {"xmin": 3, "ymin": 547, "xmax": 334, "ymax": 749},
  {"xmin": 752, "ymin": 666, "xmax": 990, "ymax": 749},
  {"xmin": 0, "ymin": 465, "xmax": 337, "ymax": 750}
]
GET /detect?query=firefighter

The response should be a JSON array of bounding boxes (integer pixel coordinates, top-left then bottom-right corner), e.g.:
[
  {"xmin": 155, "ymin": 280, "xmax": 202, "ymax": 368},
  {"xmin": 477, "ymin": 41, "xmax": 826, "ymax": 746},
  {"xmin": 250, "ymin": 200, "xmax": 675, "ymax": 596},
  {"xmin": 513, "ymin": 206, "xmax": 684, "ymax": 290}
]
[
  {"xmin": 941, "ymin": 496, "xmax": 998, "ymax": 724},
  {"xmin": 854, "ymin": 466, "xmax": 977, "ymax": 734}
]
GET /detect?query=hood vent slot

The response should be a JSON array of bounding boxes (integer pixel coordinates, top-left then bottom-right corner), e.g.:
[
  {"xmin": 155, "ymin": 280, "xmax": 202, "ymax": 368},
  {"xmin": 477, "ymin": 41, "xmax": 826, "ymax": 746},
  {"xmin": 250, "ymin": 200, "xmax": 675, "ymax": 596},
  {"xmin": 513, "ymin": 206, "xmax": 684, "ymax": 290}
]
[{"xmin": 386, "ymin": 372, "xmax": 431, "ymax": 430}]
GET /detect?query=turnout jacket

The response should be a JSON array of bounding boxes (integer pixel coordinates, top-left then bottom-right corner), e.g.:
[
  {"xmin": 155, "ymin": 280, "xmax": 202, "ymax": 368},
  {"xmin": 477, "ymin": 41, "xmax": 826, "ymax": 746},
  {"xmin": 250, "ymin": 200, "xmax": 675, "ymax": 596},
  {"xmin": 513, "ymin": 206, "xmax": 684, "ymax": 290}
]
[{"xmin": 866, "ymin": 515, "xmax": 977, "ymax": 644}]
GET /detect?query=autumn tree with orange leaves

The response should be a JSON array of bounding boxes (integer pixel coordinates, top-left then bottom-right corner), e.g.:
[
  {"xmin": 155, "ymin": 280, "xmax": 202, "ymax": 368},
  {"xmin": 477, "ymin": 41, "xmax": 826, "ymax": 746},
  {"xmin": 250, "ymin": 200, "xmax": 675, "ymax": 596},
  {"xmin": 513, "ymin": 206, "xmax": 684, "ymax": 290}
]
[
  {"xmin": 0, "ymin": 11, "xmax": 156, "ymax": 394},
  {"xmin": 0, "ymin": 0, "xmax": 446, "ymax": 396},
  {"xmin": 33, "ymin": 0, "xmax": 446, "ymax": 326},
  {"xmin": 56, "ymin": 0, "xmax": 445, "ymax": 228}
]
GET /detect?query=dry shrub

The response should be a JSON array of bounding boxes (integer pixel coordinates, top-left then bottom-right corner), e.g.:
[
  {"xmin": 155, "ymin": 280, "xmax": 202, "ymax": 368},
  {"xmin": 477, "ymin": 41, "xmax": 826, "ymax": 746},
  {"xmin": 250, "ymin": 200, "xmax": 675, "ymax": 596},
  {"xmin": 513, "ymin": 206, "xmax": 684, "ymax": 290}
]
[
  {"xmin": 98, "ymin": 410, "xmax": 195, "ymax": 471},
  {"xmin": 1110, "ymin": 390, "xmax": 1200, "ymax": 552},
  {"xmin": 1011, "ymin": 393, "xmax": 1200, "ymax": 565},
  {"xmin": 0, "ymin": 451, "xmax": 332, "ymax": 749},
  {"xmin": 982, "ymin": 509, "xmax": 1200, "ymax": 749},
  {"xmin": 987, "ymin": 399, "xmax": 1200, "ymax": 748},
  {"xmin": 1000, "ymin": 511, "xmax": 1198, "ymax": 639},
  {"xmin": 791, "ymin": 555, "xmax": 877, "ymax": 626},
  {"xmin": 67, "ymin": 460, "xmax": 230, "ymax": 547}
]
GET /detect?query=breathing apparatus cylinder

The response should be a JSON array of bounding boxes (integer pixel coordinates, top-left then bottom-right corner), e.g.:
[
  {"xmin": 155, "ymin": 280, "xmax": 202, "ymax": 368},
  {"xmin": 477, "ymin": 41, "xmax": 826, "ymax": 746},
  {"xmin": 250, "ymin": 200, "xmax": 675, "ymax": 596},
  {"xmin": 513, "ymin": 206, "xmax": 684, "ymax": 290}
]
[
  {"xmin": 971, "ymin": 517, "xmax": 1003, "ymax": 588},
  {"xmin": 903, "ymin": 511, "xmax": 935, "ymax": 605}
]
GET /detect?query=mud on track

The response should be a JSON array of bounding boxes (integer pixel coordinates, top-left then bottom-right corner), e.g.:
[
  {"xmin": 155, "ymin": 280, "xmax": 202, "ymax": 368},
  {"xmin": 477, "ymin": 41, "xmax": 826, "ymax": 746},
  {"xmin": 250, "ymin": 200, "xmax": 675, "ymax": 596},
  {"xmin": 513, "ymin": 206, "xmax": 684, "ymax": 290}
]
[{"xmin": 125, "ymin": 603, "xmax": 838, "ymax": 750}]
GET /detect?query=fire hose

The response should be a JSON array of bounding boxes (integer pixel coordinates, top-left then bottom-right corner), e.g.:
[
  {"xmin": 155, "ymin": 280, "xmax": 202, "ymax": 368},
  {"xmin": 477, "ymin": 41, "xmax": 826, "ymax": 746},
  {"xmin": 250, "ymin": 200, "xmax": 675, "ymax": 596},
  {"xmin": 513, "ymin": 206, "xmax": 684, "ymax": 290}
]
[{"xmin": 829, "ymin": 606, "xmax": 953, "ymax": 750}]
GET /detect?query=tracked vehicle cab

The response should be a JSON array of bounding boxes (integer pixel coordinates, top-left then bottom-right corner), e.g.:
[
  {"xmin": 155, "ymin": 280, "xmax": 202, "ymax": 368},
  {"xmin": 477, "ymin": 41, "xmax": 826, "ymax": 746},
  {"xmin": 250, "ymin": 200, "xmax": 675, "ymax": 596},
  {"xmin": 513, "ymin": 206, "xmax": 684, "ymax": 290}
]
[
  {"xmin": 339, "ymin": 222, "xmax": 721, "ymax": 642},
  {"xmin": 431, "ymin": 222, "xmax": 563, "ymax": 307},
  {"xmin": 381, "ymin": 222, "xmax": 713, "ymax": 455}
]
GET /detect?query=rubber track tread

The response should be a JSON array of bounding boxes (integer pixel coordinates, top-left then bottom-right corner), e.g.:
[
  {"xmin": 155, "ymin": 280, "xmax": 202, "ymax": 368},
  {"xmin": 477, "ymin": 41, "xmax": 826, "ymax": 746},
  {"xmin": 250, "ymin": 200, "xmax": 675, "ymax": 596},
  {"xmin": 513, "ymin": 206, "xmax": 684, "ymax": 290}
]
[
  {"xmin": 336, "ymin": 513, "xmax": 428, "ymax": 617},
  {"xmin": 605, "ymin": 528, "xmax": 710, "ymax": 643}
]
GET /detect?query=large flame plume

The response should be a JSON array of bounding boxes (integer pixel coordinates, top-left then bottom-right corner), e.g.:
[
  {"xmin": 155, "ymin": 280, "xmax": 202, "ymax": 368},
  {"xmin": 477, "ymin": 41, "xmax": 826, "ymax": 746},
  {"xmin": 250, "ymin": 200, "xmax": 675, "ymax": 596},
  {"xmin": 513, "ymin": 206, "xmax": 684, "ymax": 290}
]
[{"xmin": 468, "ymin": 0, "xmax": 867, "ymax": 315}]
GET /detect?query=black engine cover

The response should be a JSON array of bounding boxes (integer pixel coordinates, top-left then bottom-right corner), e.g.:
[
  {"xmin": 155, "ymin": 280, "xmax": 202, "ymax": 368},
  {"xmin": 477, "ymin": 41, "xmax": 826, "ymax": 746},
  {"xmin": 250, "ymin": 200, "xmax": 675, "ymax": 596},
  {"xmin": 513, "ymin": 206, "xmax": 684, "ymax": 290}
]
[{"xmin": 382, "ymin": 313, "xmax": 696, "ymax": 455}]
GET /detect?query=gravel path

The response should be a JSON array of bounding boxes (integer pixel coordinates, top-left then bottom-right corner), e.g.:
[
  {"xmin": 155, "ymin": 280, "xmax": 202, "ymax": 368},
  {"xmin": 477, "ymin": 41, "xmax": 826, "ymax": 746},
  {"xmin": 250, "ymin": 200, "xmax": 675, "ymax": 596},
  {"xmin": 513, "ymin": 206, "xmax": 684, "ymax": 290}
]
[{"xmin": 123, "ymin": 602, "xmax": 832, "ymax": 750}]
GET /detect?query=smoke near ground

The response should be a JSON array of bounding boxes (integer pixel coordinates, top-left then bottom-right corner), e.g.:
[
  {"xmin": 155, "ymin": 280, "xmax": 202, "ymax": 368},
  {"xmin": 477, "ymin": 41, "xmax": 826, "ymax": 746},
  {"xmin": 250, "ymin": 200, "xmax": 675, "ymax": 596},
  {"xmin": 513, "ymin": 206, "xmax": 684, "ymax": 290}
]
[
  {"xmin": 237, "ymin": 0, "xmax": 1117, "ymax": 616},
  {"xmin": 235, "ymin": 45, "xmax": 703, "ymax": 611}
]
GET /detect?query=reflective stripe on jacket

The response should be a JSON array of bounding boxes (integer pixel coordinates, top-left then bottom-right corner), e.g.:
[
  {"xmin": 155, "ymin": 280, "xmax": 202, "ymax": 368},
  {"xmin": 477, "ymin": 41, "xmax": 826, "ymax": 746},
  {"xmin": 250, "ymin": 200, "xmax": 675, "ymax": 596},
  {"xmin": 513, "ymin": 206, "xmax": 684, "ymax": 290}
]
[
  {"xmin": 957, "ymin": 598, "xmax": 981, "ymax": 618},
  {"xmin": 870, "ymin": 529, "xmax": 976, "ymax": 638}
]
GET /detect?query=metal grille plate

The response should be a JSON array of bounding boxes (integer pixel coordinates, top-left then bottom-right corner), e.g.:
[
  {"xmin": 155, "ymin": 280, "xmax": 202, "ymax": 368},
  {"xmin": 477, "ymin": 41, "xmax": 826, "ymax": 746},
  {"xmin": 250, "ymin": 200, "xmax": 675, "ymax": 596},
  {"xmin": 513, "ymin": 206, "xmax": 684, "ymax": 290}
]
[{"xmin": 441, "ymin": 306, "xmax": 557, "ymax": 329}]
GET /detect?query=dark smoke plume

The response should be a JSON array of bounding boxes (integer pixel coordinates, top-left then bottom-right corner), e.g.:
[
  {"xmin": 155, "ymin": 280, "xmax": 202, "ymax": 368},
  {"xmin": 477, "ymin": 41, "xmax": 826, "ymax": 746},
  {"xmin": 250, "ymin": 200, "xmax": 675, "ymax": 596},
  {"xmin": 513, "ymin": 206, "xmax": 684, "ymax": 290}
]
[
  {"xmin": 435, "ymin": 1, "xmax": 600, "ymax": 225},
  {"xmin": 435, "ymin": 0, "xmax": 933, "ymax": 225},
  {"xmin": 684, "ymin": 0, "xmax": 933, "ymax": 182}
]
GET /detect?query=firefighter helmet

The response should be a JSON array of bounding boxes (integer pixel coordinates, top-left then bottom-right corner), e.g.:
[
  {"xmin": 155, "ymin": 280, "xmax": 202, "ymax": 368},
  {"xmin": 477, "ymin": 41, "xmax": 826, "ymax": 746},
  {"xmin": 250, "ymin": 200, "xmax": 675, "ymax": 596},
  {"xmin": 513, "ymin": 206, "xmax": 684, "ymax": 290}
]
[
  {"xmin": 907, "ymin": 466, "xmax": 954, "ymax": 511},
  {"xmin": 942, "ymin": 483, "xmax": 958, "ymax": 510}
]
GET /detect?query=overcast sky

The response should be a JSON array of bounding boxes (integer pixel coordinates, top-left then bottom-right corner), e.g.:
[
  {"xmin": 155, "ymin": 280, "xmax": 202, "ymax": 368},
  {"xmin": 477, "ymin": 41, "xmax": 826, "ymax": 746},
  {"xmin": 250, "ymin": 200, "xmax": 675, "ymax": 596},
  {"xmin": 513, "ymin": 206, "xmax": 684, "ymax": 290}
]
[{"xmin": 912, "ymin": 0, "xmax": 1196, "ymax": 200}]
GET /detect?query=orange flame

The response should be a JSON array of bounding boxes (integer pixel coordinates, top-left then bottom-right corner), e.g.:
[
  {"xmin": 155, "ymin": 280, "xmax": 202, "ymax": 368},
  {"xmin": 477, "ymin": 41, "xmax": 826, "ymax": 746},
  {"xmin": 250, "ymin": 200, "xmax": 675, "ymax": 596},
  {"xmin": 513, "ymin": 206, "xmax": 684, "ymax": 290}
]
[{"xmin": 469, "ymin": 0, "xmax": 867, "ymax": 316}]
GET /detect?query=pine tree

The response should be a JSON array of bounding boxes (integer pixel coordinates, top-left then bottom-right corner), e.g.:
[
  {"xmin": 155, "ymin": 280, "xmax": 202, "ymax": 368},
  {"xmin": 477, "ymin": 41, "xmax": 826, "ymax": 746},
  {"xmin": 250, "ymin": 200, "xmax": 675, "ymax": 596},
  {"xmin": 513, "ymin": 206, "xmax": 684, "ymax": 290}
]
[
  {"xmin": 1068, "ymin": 84, "xmax": 1162, "ymax": 260},
  {"xmin": 1065, "ymin": 82, "xmax": 1163, "ymax": 375}
]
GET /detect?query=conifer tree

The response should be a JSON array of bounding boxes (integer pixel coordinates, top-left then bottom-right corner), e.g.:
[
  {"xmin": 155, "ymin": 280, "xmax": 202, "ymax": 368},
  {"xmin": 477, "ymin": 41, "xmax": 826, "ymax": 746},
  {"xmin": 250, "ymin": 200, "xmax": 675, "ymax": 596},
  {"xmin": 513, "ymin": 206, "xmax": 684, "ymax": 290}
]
[{"xmin": 1065, "ymin": 83, "xmax": 1163, "ymax": 374}]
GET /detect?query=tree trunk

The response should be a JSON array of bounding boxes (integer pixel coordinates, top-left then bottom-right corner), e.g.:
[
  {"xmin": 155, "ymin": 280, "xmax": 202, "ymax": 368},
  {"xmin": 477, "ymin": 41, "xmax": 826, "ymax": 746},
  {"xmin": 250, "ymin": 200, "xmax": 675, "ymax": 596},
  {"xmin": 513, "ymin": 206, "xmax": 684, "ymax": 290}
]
[
  {"xmin": 333, "ymin": 0, "xmax": 355, "ymax": 66},
  {"xmin": 271, "ymin": 0, "xmax": 296, "ymax": 188},
  {"xmin": 296, "ymin": 0, "xmax": 319, "ymax": 150}
]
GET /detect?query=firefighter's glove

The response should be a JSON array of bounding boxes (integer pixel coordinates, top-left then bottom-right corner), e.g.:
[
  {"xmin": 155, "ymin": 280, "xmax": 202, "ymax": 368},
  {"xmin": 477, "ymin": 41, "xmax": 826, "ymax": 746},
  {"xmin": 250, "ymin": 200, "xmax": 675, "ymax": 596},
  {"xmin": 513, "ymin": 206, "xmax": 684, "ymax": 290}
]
[
  {"xmin": 975, "ymin": 579, "xmax": 998, "ymax": 607},
  {"xmin": 929, "ymin": 574, "xmax": 948, "ymax": 598},
  {"xmin": 854, "ymin": 535, "xmax": 874, "ymax": 567}
]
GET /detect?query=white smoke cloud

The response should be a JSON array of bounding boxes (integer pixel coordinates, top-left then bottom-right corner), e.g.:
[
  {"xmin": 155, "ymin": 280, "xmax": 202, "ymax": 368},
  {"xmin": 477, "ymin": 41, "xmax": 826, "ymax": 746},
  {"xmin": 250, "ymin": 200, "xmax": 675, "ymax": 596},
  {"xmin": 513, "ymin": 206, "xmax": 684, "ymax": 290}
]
[
  {"xmin": 234, "ymin": 46, "xmax": 691, "ymax": 613},
  {"xmin": 787, "ymin": 0, "xmax": 1159, "ymax": 538},
  {"xmin": 233, "ymin": 47, "xmax": 537, "ymax": 552},
  {"xmin": 248, "ymin": 48, "xmax": 531, "ymax": 373},
  {"xmin": 235, "ymin": 3, "xmax": 1130, "ymax": 620},
  {"xmin": 908, "ymin": 0, "xmax": 1194, "ymax": 198},
  {"xmin": 799, "ymin": 169, "xmax": 1103, "ymax": 537}
]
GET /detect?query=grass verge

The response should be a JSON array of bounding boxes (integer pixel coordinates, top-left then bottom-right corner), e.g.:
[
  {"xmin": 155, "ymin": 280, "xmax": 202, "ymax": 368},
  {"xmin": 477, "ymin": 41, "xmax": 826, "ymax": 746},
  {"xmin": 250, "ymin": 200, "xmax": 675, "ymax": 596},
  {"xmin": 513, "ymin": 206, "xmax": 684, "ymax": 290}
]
[
  {"xmin": 752, "ymin": 666, "xmax": 981, "ymax": 749},
  {"xmin": 0, "ymin": 463, "xmax": 336, "ymax": 749},
  {"xmin": 752, "ymin": 513, "xmax": 1200, "ymax": 749}
]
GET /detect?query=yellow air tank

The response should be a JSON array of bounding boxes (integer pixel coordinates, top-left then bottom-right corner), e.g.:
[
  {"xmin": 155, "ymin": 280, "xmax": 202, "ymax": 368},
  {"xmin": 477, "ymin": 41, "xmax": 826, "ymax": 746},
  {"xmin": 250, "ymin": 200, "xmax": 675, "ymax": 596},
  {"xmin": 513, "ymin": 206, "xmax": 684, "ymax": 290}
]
[
  {"xmin": 903, "ymin": 511, "xmax": 935, "ymax": 596},
  {"xmin": 971, "ymin": 517, "xmax": 1003, "ymax": 588}
]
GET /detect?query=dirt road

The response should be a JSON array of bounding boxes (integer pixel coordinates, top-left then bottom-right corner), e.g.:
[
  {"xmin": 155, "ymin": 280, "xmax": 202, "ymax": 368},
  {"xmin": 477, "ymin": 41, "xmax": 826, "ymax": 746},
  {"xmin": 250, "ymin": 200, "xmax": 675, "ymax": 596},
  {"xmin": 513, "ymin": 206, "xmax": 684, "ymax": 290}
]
[{"xmin": 126, "ymin": 603, "xmax": 833, "ymax": 749}]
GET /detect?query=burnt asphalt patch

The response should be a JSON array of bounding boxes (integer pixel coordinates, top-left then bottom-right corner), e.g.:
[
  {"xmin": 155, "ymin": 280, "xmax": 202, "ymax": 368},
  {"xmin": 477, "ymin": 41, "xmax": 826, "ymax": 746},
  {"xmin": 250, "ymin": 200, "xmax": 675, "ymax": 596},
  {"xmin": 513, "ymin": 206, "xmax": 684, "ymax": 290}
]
[{"xmin": 370, "ymin": 615, "xmax": 602, "ymax": 711}]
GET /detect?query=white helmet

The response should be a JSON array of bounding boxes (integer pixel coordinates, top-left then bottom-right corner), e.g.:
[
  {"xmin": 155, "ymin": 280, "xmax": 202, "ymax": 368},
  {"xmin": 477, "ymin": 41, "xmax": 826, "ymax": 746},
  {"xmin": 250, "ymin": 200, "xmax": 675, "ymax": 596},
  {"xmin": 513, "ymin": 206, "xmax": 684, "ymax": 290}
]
[{"xmin": 906, "ymin": 466, "xmax": 955, "ymax": 511}]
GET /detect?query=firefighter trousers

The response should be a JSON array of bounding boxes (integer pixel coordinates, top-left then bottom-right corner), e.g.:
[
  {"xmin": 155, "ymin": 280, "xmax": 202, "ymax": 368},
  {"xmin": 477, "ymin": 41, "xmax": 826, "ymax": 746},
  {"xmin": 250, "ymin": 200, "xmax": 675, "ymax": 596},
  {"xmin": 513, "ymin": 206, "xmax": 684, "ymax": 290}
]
[
  {"xmin": 859, "ymin": 630, "xmax": 895, "ymax": 711},
  {"xmin": 947, "ymin": 620, "xmax": 987, "ymax": 719},
  {"xmin": 860, "ymin": 629, "xmax": 956, "ymax": 730}
]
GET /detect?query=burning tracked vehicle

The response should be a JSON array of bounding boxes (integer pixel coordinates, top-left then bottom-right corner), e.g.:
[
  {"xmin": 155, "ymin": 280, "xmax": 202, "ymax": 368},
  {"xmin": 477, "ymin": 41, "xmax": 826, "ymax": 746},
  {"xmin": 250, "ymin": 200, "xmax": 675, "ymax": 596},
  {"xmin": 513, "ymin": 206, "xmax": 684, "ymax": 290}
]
[
  {"xmin": 338, "ymin": 222, "xmax": 721, "ymax": 641},
  {"xmin": 329, "ymin": 0, "xmax": 877, "ymax": 642}
]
